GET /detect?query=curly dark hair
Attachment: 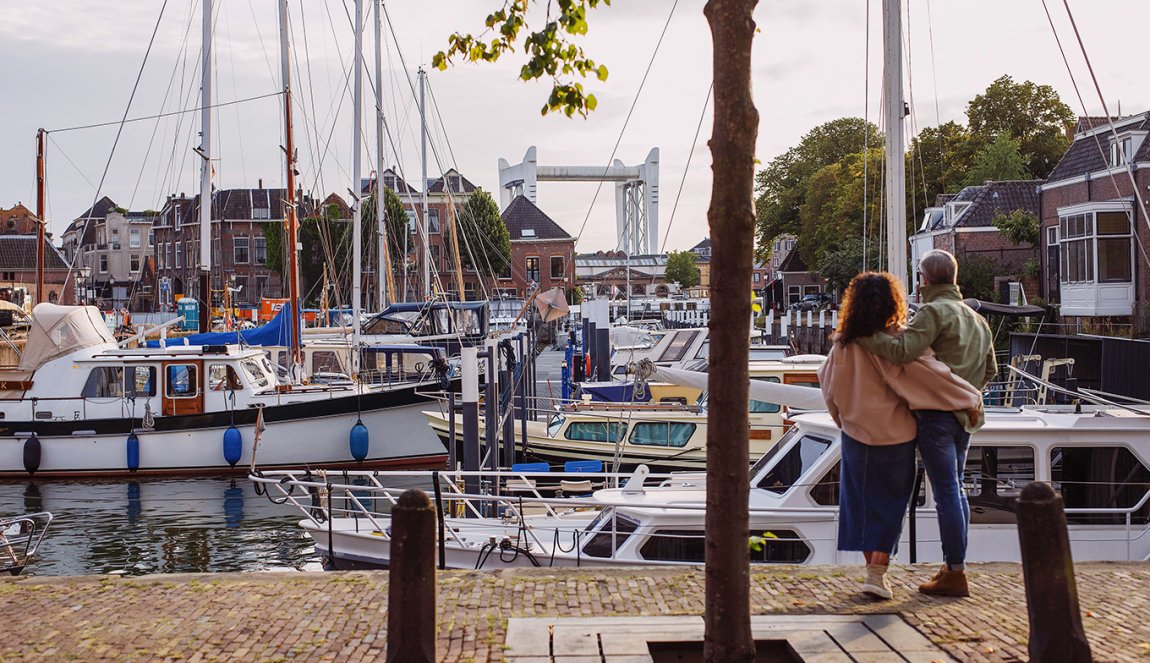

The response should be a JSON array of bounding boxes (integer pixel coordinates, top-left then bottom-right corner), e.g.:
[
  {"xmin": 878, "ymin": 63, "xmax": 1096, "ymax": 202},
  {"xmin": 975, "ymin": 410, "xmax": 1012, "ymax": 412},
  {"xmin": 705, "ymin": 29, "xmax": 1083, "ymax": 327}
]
[{"xmin": 835, "ymin": 271, "xmax": 907, "ymax": 346}]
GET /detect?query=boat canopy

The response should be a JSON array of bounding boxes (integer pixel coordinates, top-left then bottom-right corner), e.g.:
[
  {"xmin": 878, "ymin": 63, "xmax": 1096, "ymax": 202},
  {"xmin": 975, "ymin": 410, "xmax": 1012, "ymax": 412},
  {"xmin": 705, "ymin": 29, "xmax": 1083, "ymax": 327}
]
[
  {"xmin": 363, "ymin": 300, "xmax": 489, "ymax": 338},
  {"xmin": 145, "ymin": 302, "xmax": 300, "ymax": 348},
  {"xmin": 21, "ymin": 304, "xmax": 115, "ymax": 371}
]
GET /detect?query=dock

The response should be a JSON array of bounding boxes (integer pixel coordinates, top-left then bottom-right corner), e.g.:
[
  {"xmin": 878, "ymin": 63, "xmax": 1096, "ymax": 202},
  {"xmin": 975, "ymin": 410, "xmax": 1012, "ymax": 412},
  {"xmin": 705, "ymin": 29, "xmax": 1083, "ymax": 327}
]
[{"xmin": 2, "ymin": 562, "xmax": 1146, "ymax": 661}]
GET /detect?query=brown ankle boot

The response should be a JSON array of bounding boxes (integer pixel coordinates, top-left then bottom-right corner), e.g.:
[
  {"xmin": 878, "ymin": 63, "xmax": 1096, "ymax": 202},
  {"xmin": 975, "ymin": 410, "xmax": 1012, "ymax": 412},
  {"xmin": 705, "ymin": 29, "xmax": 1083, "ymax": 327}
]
[{"xmin": 918, "ymin": 568, "xmax": 969, "ymax": 597}]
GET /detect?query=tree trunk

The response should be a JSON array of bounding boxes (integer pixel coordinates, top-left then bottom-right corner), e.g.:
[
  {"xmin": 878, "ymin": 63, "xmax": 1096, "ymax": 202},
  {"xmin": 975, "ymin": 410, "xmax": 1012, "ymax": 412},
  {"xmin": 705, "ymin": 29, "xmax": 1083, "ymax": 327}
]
[{"xmin": 703, "ymin": 1, "xmax": 759, "ymax": 662}]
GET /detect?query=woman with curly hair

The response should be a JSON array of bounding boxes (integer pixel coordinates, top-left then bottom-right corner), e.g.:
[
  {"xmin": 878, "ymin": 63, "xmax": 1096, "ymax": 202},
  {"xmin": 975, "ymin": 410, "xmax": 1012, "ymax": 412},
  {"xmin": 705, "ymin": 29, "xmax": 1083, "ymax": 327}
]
[{"xmin": 817, "ymin": 272, "xmax": 982, "ymax": 600}]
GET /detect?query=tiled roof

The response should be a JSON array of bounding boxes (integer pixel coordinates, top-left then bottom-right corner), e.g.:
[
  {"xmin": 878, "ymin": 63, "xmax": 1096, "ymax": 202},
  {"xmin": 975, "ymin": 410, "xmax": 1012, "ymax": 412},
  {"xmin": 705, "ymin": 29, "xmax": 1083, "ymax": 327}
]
[
  {"xmin": 951, "ymin": 180, "xmax": 1041, "ymax": 228},
  {"xmin": 75, "ymin": 196, "xmax": 118, "ymax": 220},
  {"xmin": 428, "ymin": 169, "xmax": 478, "ymax": 195},
  {"xmin": 378, "ymin": 168, "xmax": 419, "ymax": 195},
  {"xmin": 178, "ymin": 188, "xmax": 319, "ymax": 224},
  {"xmin": 501, "ymin": 195, "xmax": 573, "ymax": 241},
  {"xmin": 1047, "ymin": 113, "xmax": 1150, "ymax": 183},
  {"xmin": 691, "ymin": 238, "xmax": 711, "ymax": 251},
  {"xmin": 0, "ymin": 236, "xmax": 68, "ymax": 270},
  {"xmin": 778, "ymin": 245, "xmax": 810, "ymax": 272}
]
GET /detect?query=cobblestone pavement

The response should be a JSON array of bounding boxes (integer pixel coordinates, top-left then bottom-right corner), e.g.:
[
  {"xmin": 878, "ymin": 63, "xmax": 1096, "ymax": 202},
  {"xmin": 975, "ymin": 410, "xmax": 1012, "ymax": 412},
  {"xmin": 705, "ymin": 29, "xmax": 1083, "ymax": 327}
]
[{"xmin": 0, "ymin": 562, "xmax": 1146, "ymax": 662}]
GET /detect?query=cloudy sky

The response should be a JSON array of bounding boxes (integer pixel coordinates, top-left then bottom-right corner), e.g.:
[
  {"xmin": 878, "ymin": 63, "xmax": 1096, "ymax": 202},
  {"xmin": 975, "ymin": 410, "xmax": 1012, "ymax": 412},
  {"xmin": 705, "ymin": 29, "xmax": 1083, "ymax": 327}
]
[{"xmin": 0, "ymin": 1, "xmax": 1145, "ymax": 252}]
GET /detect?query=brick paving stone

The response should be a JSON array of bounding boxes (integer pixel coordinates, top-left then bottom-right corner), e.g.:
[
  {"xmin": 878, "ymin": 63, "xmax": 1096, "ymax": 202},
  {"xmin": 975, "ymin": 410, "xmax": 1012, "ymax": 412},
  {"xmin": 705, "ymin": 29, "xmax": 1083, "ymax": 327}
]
[{"xmin": 0, "ymin": 563, "xmax": 1145, "ymax": 662}]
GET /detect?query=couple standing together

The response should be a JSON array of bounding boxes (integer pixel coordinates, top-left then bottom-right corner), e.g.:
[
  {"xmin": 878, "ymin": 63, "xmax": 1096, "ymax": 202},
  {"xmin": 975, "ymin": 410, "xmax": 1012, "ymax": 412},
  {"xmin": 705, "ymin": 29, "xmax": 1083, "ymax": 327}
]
[{"xmin": 817, "ymin": 249, "xmax": 997, "ymax": 600}]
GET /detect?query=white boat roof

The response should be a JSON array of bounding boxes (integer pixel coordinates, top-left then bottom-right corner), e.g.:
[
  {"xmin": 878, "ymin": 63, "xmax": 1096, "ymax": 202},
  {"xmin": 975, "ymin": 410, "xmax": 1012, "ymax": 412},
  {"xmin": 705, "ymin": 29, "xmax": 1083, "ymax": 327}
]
[
  {"xmin": 21, "ymin": 304, "xmax": 115, "ymax": 371},
  {"xmin": 791, "ymin": 405, "xmax": 1150, "ymax": 434}
]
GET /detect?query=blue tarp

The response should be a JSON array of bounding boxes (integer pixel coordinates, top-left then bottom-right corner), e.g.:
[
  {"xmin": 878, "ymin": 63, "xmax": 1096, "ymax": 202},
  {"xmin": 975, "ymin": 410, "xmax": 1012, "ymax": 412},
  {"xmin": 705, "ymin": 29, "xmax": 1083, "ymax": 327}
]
[{"xmin": 145, "ymin": 302, "xmax": 300, "ymax": 348}]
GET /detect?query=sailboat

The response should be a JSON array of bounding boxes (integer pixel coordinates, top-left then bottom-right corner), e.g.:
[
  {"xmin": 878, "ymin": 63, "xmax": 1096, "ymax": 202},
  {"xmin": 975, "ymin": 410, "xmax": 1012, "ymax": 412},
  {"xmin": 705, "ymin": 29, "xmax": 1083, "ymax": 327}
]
[{"xmin": 0, "ymin": 0, "xmax": 450, "ymax": 478}]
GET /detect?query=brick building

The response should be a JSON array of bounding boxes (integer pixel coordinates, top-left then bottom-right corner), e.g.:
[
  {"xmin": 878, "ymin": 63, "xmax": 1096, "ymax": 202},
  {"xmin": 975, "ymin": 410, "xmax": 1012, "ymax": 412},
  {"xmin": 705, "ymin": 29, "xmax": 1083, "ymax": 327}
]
[
  {"xmin": 1039, "ymin": 113, "xmax": 1150, "ymax": 334},
  {"xmin": 574, "ymin": 251, "xmax": 677, "ymax": 299},
  {"xmin": 0, "ymin": 204, "xmax": 42, "ymax": 236},
  {"xmin": 152, "ymin": 187, "xmax": 318, "ymax": 312},
  {"xmin": 60, "ymin": 196, "xmax": 157, "ymax": 310},
  {"xmin": 498, "ymin": 195, "xmax": 576, "ymax": 299},
  {"xmin": 910, "ymin": 180, "xmax": 1041, "ymax": 299},
  {"xmin": 0, "ymin": 235, "xmax": 73, "ymax": 307}
]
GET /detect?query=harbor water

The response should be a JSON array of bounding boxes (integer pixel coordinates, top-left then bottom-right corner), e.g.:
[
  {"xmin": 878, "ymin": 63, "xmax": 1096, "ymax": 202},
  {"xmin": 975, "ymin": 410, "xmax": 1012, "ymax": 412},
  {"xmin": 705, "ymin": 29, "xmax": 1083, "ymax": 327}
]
[{"xmin": 0, "ymin": 403, "xmax": 446, "ymax": 576}]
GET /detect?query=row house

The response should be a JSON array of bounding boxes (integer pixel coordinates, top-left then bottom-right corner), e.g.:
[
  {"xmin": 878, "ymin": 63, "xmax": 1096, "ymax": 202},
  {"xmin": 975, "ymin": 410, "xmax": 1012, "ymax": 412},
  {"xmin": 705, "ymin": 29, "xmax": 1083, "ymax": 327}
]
[
  {"xmin": 0, "ymin": 205, "xmax": 72, "ymax": 307},
  {"xmin": 499, "ymin": 195, "xmax": 576, "ymax": 300},
  {"xmin": 912, "ymin": 180, "xmax": 1042, "ymax": 300},
  {"xmin": 574, "ymin": 250, "xmax": 678, "ymax": 299},
  {"xmin": 152, "ymin": 186, "xmax": 317, "ymax": 311},
  {"xmin": 693, "ymin": 236, "xmax": 775, "ymax": 294},
  {"xmin": 60, "ymin": 196, "xmax": 156, "ymax": 310},
  {"xmin": 1040, "ymin": 113, "xmax": 1150, "ymax": 333}
]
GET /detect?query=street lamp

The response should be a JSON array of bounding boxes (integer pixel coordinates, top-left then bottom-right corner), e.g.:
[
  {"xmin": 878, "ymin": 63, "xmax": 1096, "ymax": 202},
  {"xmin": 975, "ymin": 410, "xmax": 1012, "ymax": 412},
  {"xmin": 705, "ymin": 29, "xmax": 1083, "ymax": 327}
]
[{"xmin": 78, "ymin": 266, "xmax": 92, "ymax": 305}]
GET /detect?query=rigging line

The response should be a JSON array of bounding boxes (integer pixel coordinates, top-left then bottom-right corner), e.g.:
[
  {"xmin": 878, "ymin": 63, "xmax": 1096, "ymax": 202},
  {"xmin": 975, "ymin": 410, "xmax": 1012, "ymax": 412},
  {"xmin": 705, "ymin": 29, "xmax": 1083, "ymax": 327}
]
[
  {"xmin": 573, "ymin": 0, "xmax": 679, "ymax": 245},
  {"xmin": 1041, "ymin": 0, "xmax": 1150, "ymax": 271},
  {"xmin": 46, "ymin": 135, "xmax": 97, "ymax": 191},
  {"xmin": 63, "ymin": 0, "xmax": 170, "ymax": 293},
  {"xmin": 658, "ymin": 82, "xmax": 712, "ymax": 256},
  {"xmin": 298, "ymin": 0, "xmax": 328, "ymax": 201},
  {"xmin": 425, "ymin": 79, "xmax": 459, "ymax": 170},
  {"xmin": 902, "ymin": 6, "xmax": 921, "ymax": 231},
  {"xmin": 862, "ymin": 0, "xmax": 870, "ymax": 272},
  {"xmin": 46, "ymin": 92, "xmax": 283, "ymax": 135},
  {"xmin": 923, "ymin": 0, "xmax": 946, "ymax": 193},
  {"xmin": 129, "ymin": 0, "xmax": 200, "ymax": 211},
  {"xmin": 221, "ymin": 4, "xmax": 250, "ymax": 189}
]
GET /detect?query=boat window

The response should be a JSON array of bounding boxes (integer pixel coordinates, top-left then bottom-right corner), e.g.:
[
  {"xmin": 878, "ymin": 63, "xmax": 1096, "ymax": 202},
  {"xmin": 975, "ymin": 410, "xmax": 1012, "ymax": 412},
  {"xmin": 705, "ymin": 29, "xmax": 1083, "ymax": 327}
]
[
  {"xmin": 165, "ymin": 364, "xmax": 199, "ymax": 398},
  {"xmin": 208, "ymin": 364, "xmax": 243, "ymax": 391},
  {"xmin": 125, "ymin": 366, "xmax": 156, "ymax": 398},
  {"xmin": 809, "ymin": 461, "xmax": 840, "ymax": 506},
  {"xmin": 749, "ymin": 427, "xmax": 800, "ymax": 481},
  {"xmin": 547, "ymin": 414, "xmax": 565, "ymax": 437},
  {"xmin": 1051, "ymin": 446, "xmax": 1150, "ymax": 525},
  {"xmin": 629, "ymin": 422, "xmax": 696, "ymax": 447},
  {"xmin": 750, "ymin": 376, "xmax": 781, "ymax": 413},
  {"xmin": 82, "ymin": 367, "xmax": 124, "ymax": 398},
  {"xmin": 695, "ymin": 340, "xmax": 710, "ymax": 359},
  {"xmin": 656, "ymin": 330, "xmax": 700, "ymax": 363},
  {"xmin": 755, "ymin": 434, "xmax": 833, "ymax": 494},
  {"xmin": 639, "ymin": 528, "xmax": 811, "ymax": 564},
  {"xmin": 564, "ymin": 421, "xmax": 627, "ymax": 443},
  {"xmin": 453, "ymin": 309, "xmax": 482, "ymax": 335},
  {"xmin": 582, "ymin": 513, "xmax": 640, "ymax": 558},
  {"xmin": 963, "ymin": 446, "xmax": 1035, "ymax": 524},
  {"xmin": 311, "ymin": 351, "xmax": 342, "ymax": 374},
  {"xmin": 241, "ymin": 359, "xmax": 270, "ymax": 389}
]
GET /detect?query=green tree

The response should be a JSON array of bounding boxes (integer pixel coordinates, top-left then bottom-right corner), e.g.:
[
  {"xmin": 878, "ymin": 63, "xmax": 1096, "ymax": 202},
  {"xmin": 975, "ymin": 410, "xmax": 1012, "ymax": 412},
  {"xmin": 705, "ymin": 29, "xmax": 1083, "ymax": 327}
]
[
  {"xmin": 964, "ymin": 132, "xmax": 1031, "ymax": 186},
  {"xmin": 432, "ymin": 1, "xmax": 610, "ymax": 117},
  {"xmin": 966, "ymin": 75, "xmax": 1074, "ymax": 179},
  {"xmin": 992, "ymin": 208, "xmax": 1040, "ymax": 246},
  {"xmin": 665, "ymin": 250, "xmax": 701, "ymax": 288},
  {"xmin": 755, "ymin": 117, "xmax": 881, "ymax": 259},
  {"xmin": 907, "ymin": 121, "xmax": 976, "ymax": 217},
  {"xmin": 456, "ymin": 189, "xmax": 511, "ymax": 280},
  {"xmin": 797, "ymin": 148, "xmax": 884, "ymax": 269},
  {"xmin": 262, "ymin": 222, "xmax": 284, "ymax": 275},
  {"xmin": 957, "ymin": 253, "xmax": 1001, "ymax": 301},
  {"xmin": 816, "ymin": 237, "xmax": 880, "ymax": 294},
  {"xmin": 361, "ymin": 186, "xmax": 414, "ymax": 267}
]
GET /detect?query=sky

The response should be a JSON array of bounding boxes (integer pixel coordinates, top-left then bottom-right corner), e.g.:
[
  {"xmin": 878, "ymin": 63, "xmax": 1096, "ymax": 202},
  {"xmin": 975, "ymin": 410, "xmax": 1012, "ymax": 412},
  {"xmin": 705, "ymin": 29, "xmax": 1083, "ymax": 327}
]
[{"xmin": 0, "ymin": 0, "xmax": 1146, "ymax": 253}]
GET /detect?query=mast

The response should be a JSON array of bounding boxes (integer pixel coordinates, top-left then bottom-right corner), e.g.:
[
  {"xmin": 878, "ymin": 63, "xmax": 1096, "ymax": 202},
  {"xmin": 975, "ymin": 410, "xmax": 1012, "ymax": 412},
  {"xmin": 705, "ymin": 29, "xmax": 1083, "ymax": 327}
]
[
  {"xmin": 278, "ymin": 0, "xmax": 303, "ymax": 373},
  {"xmin": 351, "ymin": 0, "xmax": 364, "ymax": 369},
  {"xmin": 198, "ymin": 0, "xmax": 213, "ymax": 334},
  {"xmin": 35, "ymin": 129, "xmax": 46, "ymax": 306},
  {"xmin": 883, "ymin": 0, "xmax": 908, "ymax": 286},
  {"xmin": 373, "ymin": 0, "xmax": 392, "ymax": 310},
  {"xmin": 419, "ymin": 67, "xmax": 430, "ymax": 300}
]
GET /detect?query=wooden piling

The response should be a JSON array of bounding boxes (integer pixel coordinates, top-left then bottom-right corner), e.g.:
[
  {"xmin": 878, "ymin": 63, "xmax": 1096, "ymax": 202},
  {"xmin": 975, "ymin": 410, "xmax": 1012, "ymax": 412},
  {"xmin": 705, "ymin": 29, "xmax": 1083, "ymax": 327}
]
[
  {"xmin": 1016, "ymin": 481, "xmax": 1092, "ymax": 663},
  {"xmin": 386, "ymin": 489, "xmax": 436, "ymax": 663}
]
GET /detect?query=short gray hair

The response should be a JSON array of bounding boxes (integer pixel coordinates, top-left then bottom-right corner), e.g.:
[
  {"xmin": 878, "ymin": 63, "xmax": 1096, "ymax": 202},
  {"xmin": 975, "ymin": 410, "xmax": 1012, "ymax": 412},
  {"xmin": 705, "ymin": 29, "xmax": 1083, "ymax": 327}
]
[{"xmin": 919, "ymin": 249, "xmax": 958, "ymax": 285}]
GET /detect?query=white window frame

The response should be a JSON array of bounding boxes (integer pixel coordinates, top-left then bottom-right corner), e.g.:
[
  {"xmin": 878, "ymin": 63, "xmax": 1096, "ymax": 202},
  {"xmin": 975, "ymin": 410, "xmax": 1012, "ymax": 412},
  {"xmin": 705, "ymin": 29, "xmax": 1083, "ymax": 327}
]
[{"xmin": 234, "ymin": 236, "xmax": 250, "ymax": 265}]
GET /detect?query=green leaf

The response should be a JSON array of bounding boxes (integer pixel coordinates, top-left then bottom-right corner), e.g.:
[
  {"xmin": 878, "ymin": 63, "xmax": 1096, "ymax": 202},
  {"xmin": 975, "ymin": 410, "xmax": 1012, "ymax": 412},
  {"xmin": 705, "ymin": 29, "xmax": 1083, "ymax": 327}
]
[{"xmin": 596, "ymin": 64, "xmax": 608, "ymax": 81}]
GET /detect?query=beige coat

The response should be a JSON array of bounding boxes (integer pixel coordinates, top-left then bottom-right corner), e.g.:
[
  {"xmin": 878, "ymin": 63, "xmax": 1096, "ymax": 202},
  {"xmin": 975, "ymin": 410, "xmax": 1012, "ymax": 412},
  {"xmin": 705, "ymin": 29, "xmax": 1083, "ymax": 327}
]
[{"xmin": 818, "ymin": 337, "xmax": 983, "ymax": 446}]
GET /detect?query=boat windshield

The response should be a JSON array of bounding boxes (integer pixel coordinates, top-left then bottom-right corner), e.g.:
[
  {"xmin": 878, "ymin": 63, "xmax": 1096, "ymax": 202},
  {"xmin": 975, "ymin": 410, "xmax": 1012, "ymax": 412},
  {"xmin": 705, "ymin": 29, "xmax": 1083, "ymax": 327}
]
[
  {"xmin": 547, "ymin": 414, "xmax": 565, "ymax": 437},
  {"xmin": 754, "ymin": 432, "xmax": 834, "ymax": 494}
]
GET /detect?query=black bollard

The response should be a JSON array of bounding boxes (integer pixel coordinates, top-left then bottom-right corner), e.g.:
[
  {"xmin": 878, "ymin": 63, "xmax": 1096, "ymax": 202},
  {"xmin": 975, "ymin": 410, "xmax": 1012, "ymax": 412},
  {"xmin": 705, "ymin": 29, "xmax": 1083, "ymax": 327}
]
[
  {"xmin": 386, "ymin": 489, "xmax": 436, "ymax": 663},
  {"xmin": 1016, "ymin": 481, "xmax": 1092, "ymax": 663}
]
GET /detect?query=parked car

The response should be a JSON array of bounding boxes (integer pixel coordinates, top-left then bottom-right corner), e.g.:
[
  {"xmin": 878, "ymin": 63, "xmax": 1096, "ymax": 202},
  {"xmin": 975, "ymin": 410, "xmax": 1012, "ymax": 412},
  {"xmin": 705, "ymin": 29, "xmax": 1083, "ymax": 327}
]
[{"xmin": 789, "ymin": 292, "xmax": 834, "ymax": 312}]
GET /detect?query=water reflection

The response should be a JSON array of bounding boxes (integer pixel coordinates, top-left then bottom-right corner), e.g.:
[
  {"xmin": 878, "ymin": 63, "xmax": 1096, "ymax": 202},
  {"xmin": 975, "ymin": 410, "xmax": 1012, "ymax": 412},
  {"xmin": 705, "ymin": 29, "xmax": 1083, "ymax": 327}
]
[{"xmin": 0, "ymin": 476, "xmax": 318, "ymax": 576}]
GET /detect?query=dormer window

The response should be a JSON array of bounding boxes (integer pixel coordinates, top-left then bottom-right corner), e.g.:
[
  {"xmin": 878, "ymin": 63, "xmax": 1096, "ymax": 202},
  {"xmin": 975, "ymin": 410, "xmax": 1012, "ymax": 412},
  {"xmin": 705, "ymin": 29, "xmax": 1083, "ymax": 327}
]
[
  {"xmin": 449, "ymin": 175, "xmax": 462, "ymax": 192},
  {"xmin": 1110, "ymin": 135, "xmax": 1133, "ymax": 167}
]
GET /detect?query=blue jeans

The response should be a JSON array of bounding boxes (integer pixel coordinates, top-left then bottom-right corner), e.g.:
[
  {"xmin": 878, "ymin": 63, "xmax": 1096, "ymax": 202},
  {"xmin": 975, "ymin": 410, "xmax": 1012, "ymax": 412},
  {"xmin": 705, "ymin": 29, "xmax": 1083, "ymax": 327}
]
[{"xmin": 916, "ymin": 411, "xmax": 971, "ymax": 568}]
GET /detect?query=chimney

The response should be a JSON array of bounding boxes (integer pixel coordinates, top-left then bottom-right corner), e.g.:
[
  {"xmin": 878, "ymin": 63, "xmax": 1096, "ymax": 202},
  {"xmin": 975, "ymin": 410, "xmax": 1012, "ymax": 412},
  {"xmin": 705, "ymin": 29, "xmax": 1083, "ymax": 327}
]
[{"xmin": 258, "ymin": 178, "xmax": 264, "ymax": 190}]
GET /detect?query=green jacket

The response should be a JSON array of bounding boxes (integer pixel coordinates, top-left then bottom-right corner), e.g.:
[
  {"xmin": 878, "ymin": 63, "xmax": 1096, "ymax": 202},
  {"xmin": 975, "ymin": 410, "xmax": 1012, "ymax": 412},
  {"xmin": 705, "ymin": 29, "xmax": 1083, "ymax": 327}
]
[{"xmin": 857, "ymin": 283, "xmax": 997, "ymax": 430}]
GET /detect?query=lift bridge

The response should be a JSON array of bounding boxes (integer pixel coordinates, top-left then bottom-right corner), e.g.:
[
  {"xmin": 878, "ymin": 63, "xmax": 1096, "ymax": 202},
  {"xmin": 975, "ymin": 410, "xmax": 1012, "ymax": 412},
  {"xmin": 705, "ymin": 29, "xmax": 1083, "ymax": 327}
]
[{"xmin": 498, "ymin": 146, "xmax": 659, "ymax": 255}]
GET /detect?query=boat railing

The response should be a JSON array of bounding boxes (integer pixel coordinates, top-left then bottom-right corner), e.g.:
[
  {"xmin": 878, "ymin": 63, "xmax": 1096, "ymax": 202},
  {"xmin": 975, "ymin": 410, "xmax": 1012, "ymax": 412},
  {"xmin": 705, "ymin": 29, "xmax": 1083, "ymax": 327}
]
[
  {"xmin": 1062, "ymin": 489, "xmax": 1150, "ymax": 561},
  {"xmin": 0, "ymin": 512, "xmax": 53, "ymax": 576}
]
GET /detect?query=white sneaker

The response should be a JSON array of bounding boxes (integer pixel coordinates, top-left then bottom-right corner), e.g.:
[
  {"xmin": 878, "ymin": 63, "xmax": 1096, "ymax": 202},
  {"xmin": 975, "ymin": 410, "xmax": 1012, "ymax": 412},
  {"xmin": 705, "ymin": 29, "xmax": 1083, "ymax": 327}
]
[{"xmin": 861, "ymin": 564, "xmax": 893, "ymax": 600}]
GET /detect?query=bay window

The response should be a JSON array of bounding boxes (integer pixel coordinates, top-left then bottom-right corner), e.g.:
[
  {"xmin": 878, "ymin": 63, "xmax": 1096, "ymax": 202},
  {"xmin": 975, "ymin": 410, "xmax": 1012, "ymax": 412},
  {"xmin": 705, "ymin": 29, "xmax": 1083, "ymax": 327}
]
[{"xmin": 1056, "ymin": 203, "xmax": 1135, "ymax": 316}]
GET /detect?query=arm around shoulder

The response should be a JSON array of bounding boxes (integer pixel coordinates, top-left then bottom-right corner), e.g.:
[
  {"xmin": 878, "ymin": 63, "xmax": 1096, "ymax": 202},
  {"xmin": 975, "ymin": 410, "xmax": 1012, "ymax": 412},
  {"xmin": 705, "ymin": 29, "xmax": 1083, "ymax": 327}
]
[{"xmin": 855, "ymin": 307, "xmax": 940, "ymax": 364}]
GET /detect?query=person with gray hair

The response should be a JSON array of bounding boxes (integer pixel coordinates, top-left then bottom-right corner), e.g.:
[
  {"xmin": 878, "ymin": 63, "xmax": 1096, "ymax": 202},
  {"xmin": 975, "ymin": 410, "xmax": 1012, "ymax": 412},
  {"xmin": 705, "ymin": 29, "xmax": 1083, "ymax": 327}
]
[{"xmin": 857, "ymin": 249, "xmax": 997, "ymax": 598}]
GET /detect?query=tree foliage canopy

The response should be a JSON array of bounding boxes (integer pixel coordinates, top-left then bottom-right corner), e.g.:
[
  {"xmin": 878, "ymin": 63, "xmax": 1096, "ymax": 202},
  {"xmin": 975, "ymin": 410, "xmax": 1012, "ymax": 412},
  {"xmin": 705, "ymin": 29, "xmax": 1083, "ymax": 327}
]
[
  {"xmin": 456, "ymin": 189, "xmax": 511, "ymax": 279},
  {"xmin": 665, "ymin": 250, "xmax": 701, "ymax": 289},
  {"xmin": 992, "ymin": 208, "xmax": 1040, "ymax": 246},
  {"xmin": 432, "ymin": 0, "xmax": 610, "ymax": 117},
  {"xmin": 964, "ymin": 132, "xmax": 1031, "ymax": 186},
  {"xmin": 966, "ymin": 75, "xmax": 1074, "ymax": 179}
]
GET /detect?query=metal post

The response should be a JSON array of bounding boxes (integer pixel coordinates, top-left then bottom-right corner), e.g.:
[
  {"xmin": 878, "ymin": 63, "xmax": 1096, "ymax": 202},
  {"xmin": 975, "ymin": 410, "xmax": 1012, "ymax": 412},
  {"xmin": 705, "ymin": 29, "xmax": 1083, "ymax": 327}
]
[
  {"xmin": 518, "ymin": 334, "xmax": 528, "ymax": 463},
  {"xmin": 1016, "ymin": 482, "xmax": 1092, "ymax": 663},
  {"xmin": 586, "ymin": 322, "xmax": 596, "ymax": 379},
  {"xmin": 351, "ymin": 0, "xmax": 364, "ymax": 368},
  {"xmin": 419, "ymin": 67, "xmax": 430, "ymax": 300},
  {"xmin": 500, "ymin": 365, "xmax": 514, "ymax": 468},
  {"xmin": 461, "ymin": 347, "xmax": 480, "ymax": 496},
  {"xmin": 386, "ymin": 489, "xmax": 436, "ymax": 663},
  {"xmin": 595, "ymin": 327, "xmax": 610, "ymax": 383},
  {"xmin": 35, "ymin": 129, "xmax": 46, "ymax": 306},
  {"xmin": 198, "ymin": 0, "xmax": 213, "ymax": 335},
  {"xmin": 484, "ymin": 339, "xmax": 499, "ymax": 473},
  {"xmin": 447, "ymin": 390, "xmax": 456, "ymax": 470}
]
